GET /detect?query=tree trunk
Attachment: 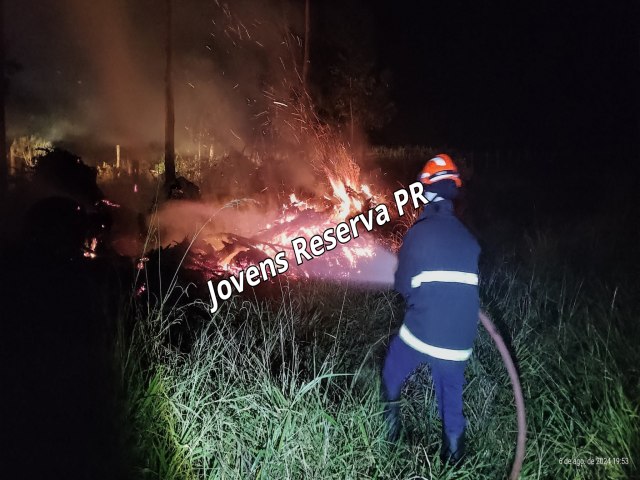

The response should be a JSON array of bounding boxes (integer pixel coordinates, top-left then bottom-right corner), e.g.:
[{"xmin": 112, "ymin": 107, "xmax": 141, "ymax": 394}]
[
  {"xmin": 302, "ymin": 0, "xmax": 310, "ymax": 92},
  {"xmin": 164, "ymin": 0, "xmax": 176, "ymax": 187},
  {"xmin": 349, "ymin": 77, "xmax": 354, "ymax": 146},
  {"xmin": 0, "ymin": 0, "xmax": 7, "ymax": 198}
]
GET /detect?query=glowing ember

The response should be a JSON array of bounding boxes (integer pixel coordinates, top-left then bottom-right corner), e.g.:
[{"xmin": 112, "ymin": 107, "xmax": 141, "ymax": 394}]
[
  {"xmin": 136, "ymin": 256, "xmax": 149, "ymax": 270},
  {"xmin": 127, "ymin": 158, "xmax": 398, "ymax": 291},
  {"xmin": 187, "ymin": 169, "xmax": 388, "ymax": 281},
  {"xmin": 135, "ymin": 283, "xmax": 146, "ymax": 296},
  {"xmin": 84, "ymin": 237, "xmax": 98, "ymax": 259},
  {"xmin": 98, "ymin": 199, "xmax": 121, "ymax": 208}
]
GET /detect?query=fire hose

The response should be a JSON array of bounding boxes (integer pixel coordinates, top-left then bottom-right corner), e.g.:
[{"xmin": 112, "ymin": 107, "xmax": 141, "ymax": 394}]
[{"xmin": 479, "ymin": 311, "xmax": 527, "ymax": 480}]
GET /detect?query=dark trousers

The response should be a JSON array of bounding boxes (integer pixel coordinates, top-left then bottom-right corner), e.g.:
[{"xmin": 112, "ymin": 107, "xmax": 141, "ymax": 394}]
[{"xmin": 381, "ymin": 335, "xmax": 467, "ymax": 437}]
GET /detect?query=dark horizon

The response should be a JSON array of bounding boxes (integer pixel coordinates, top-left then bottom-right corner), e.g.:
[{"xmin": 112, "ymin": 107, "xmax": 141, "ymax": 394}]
[{"xmin": 367, "ymin": 0, "xmax": 639, "ymax": 157}]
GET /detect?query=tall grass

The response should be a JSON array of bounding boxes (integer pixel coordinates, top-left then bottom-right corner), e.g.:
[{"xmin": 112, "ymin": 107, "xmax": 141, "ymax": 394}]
[{"xmin": 118, "ymin": 252, "xmax": 639, "ymax": 479}]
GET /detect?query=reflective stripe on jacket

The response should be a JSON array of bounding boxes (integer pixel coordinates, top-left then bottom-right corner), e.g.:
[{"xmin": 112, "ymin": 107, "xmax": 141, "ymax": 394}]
[{"xmin": 394, "ymin": 199, "xmax": 480, "ymax": 359}]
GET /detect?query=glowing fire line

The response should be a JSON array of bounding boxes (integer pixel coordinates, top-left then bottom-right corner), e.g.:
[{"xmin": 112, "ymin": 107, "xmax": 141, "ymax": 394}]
[{"xmin": 189, "ymin": 170, "xmax": 382, "ymax": 278}]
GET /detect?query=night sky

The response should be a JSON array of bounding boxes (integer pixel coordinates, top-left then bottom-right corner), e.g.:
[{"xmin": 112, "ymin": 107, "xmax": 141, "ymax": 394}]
[{"xmin": 368, "ymin": 0, "xmax": 639, "ymax": 156}]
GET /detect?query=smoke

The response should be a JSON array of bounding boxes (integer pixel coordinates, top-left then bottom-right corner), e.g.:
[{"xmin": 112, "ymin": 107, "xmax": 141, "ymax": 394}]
[
  {"xmin": 154, "ymin": 198, "xmax": 279, "ymax": 244},
  {"xmin": 7, "ymin": 0, "xmax": 397, "ymax": 286},
  {"xmin": 7, "ymin": 0, "xmax": 308, "ymax": 158},
  {"xmin": 298, "ymin": 238, "xmax": 397, "ymax": 286},
  {"xmin": 150, "ymin": 197, "xmax": 397, "ymax": 287},
  {"xmin": 7, "ymin": 0, "xmax": 387, "ymax": 208}
]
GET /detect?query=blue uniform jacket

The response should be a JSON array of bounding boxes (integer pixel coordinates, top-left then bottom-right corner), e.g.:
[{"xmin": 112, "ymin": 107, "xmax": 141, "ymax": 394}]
[{"xmin": 394, "ymin": 199, "xmax": 480, "ymax": 354}]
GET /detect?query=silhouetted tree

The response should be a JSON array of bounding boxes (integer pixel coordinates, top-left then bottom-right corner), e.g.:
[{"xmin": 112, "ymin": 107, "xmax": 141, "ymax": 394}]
[
  {"xmin": 164, "ymin": 0, "xmax": 176, "ymax": 187},
  {"xmin": 0, "ymin": 0, "xmax": 6, "ymax": 198},
  {"xmin": 302, "ymin": 0, "xmax": 310, "ymax": 92},
  {"xmin": 33, "ymin": 148, "xmax": 103, "ymax": 204},
  {"xmin": 311, "ymin": 3, "xmax": 395, "ymax": 143},
  {"xmin": 324, "ymin": 55, "xmax": 395, "ymax": 140}
]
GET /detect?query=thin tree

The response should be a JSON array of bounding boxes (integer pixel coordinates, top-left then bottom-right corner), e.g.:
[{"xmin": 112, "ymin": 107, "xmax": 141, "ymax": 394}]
[
  {"xmin": 302, "ymin": 0, "xmax": 310, "ymax": 92},
  {"xmin": 0, "ymin": 0, "xmax": 6, "ymax": 198},
  {"xmin": 164, "ymin": 0, "xmax": 176, "ymax": 187}
]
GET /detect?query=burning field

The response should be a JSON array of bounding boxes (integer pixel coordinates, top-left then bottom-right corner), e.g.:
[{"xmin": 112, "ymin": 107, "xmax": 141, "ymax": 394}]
[
  {"xmin": 72, "ymin": 0, "xmax": 408, "ymax": 305},
  {"xmin": 148, "ymin": 166, "xmax": 395, "ymax": 278},
  {"xmin": 111, "ymin": 150, "xmax": 402, "ymax": 317},
  {"xmin": 3, "ymin": 0, "xmax": 638, "ymax": 478}
]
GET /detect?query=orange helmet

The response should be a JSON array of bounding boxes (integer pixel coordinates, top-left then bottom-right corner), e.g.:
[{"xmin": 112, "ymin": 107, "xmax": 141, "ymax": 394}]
[{"xmin": 419, "ymin": 153, "xmax": 462, "ymax": 187}]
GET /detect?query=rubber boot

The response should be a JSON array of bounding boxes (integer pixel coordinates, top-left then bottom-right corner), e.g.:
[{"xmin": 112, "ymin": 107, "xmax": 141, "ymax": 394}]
[
  {"xmin": 441, "ymin": 427, "xmax": 465, "ymax": 464},
  {"xmin": 383, "ymin": 402, "xmax": 402, "ymax": 443}
]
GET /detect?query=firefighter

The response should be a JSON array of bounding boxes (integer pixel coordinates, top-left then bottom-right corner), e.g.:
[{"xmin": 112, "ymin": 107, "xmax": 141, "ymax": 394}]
[{"xmin": 382, "ymin": 154, "xmax": 480, "ymax": 463}]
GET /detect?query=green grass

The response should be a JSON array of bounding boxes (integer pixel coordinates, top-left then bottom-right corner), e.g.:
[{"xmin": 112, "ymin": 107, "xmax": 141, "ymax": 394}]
[
  {"xmin": 114, "ymin": 145, "xmax": 639, "ymax": 479},
  {"xmin": 118, "ymin": 256, "xmax": 639, "ymax": 479}
]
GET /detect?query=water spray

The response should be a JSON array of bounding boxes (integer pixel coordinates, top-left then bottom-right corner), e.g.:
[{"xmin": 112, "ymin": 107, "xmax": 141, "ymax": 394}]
[{"xmin": 479, "ymin": 311, "xmax": 527, "ymax": 479}]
